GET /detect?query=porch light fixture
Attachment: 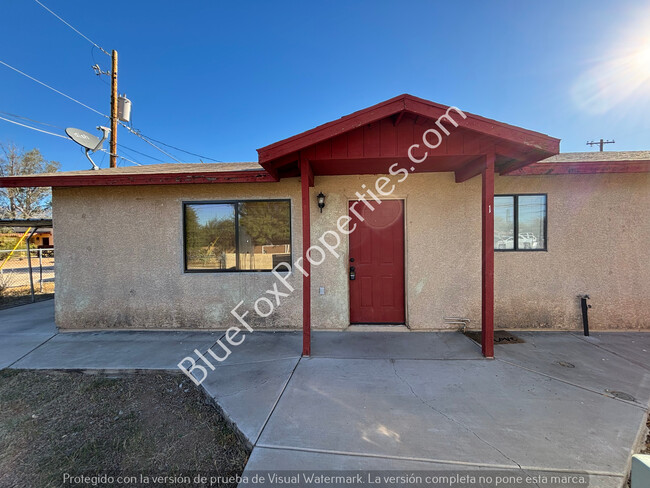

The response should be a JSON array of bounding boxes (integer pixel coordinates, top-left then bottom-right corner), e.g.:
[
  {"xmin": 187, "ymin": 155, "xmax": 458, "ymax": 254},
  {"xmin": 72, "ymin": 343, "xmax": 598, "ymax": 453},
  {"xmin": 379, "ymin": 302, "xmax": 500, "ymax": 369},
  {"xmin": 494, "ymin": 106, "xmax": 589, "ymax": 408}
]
[{"xmin": 317, "ymin": 192, "xmax": 326, "ymax": 213}]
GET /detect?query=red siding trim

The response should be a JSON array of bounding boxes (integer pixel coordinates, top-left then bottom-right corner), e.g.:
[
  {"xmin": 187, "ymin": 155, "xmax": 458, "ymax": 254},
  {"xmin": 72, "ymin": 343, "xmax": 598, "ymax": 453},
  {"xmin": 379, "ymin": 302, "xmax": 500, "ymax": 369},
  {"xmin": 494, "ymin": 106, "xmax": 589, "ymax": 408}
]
[
  {"xmin": 403, "ymin": 98, "xmax": 560, "ymax": 154},
  {"xmin": 0, "ymin": 171, "xmax": 275, "ymax": 188},
  {"xmin": 258, "ymin": 94, "xmax": 560, "ymax": 169},
  {"xmin": 505, "ymin": 161, "xmax": 650, "ymax": 175},
  {"xmin": 258, "ymin": 98, "xmax": 405, "ymax": 163}
]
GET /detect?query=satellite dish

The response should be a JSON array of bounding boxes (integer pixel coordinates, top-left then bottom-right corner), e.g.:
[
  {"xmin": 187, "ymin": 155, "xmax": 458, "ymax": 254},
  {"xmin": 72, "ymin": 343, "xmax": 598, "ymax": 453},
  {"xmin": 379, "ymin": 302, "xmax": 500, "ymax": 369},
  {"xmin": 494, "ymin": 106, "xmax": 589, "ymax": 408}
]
[
  {"xmin": 65, "ymin": 126, "xmax": 110, "ymax": 170},
  {"xmin": 66, "ymin": 128, "xmax": 102, "ymax": 151}
]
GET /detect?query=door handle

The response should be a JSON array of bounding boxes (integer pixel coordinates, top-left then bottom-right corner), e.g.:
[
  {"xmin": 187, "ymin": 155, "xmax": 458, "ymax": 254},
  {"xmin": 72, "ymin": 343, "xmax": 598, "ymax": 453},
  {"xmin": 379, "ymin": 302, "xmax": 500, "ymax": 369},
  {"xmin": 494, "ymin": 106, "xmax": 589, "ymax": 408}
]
[{"xmin": 349, "ymin": 266, "xmax": 356, "ymax": 281}]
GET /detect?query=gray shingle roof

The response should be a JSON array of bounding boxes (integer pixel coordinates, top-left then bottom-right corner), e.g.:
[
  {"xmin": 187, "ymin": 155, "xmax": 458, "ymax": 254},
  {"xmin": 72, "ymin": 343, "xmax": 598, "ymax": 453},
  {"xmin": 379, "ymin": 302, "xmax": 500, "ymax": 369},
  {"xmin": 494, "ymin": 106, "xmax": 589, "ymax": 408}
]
[
  {"xmin": 12, "ymin": 162, "xmax": 262, "ymax": 179},
  {"xmin": 539, "ymin": 151, "xmax": 650, "ymax": 163}
]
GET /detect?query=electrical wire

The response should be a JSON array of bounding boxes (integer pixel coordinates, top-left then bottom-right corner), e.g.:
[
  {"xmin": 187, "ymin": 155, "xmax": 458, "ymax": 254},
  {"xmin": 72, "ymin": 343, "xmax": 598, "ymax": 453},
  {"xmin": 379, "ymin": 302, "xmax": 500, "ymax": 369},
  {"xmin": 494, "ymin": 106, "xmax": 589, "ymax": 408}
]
[
  {"xmin": 118, "ymin": 122, "xmax": 186, "ymax": 164},
  {"xmin": 0, "ymin": 108, "xmax": 175, "ymax": 166},
  {"xmin": 135, "ymin": 133, "xmax": 223, "ymax": 162},
  {"xmin": 1, "ymin": 60, "xmax": 221, "ymax": 164},
  {"xmin": 0, "ymin": 109, "xmax": 162, "ymax": 162},
  {"xmin": 0, "ymin": 60, "xmax": 108, "ymax": 119},
  {"xmin": 0, "ymin": 115, "xmax": 68, "ymax": 140},
  {"xmin": 117, "ymin": 144, "xmax": 167, "ymax": 163},
  {"xmin": 0, "ymin": 110, "xmax": 64, "ymax": 130},
  {"xmin": 99, "ymin": 149, "xmax": 142, "ymax": 166},
  {"xmin": 0, "ymin": 114, "xmax": 143, "ymax": 167},
  {"xmin": 32, "ymin": 0, "xmax": 110, "ymax": 56},
  {"xmin": 91, "ymin": 46, "xmax": 110, "ymax": 86}
]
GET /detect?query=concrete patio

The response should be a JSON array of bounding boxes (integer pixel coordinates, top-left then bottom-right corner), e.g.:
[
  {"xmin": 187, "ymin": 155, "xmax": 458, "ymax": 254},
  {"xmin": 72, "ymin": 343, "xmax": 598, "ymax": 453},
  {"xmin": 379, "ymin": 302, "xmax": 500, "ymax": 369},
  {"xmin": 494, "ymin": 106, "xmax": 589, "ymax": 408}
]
[
  {"xmin": 1, "ymin": 301, "xmax": 648, "ymax": 487},
  {"xmin": 0, "ymin": 300, "xmax": 56, "ymax": 368}
]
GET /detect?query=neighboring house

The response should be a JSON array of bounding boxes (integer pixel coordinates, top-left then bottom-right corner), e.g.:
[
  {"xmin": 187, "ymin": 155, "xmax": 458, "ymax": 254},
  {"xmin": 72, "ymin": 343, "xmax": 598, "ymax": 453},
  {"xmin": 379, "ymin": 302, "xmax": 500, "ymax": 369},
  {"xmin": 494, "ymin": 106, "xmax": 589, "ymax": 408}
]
[
  {"xmin": 30, "ymin": 228, "xmax": 53, "ymax": 249},
  {"xmin": 0, "ymin": 229, "xmax": 53, "ymax": 249},
  {"xmin": 0, "ymin": 94, "xmax": 648, "ymax": 358}
]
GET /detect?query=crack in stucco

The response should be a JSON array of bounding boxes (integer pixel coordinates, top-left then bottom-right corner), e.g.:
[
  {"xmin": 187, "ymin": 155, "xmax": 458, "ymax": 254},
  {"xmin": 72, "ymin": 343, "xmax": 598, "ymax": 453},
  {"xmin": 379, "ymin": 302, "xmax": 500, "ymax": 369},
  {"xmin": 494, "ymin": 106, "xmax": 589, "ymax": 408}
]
[{"xmin": 389, "ymin": 360, "xmax": 538, "ymax": 484}]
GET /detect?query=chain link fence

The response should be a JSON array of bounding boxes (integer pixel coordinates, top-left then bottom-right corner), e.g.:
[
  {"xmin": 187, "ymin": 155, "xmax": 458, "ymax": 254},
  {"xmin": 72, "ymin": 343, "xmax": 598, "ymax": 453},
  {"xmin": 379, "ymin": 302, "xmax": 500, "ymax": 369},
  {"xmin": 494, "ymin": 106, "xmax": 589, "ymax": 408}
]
[{"xmin": 0, "ymin": 249, "xmax": 55, "ymax": 308}]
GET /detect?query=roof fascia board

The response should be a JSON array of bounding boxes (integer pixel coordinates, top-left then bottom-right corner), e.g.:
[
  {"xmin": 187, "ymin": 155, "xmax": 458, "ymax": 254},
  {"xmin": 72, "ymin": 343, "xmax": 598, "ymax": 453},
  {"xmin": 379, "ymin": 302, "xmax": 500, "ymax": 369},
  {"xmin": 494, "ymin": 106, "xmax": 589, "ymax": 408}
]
[{"xmin": 0, "ymin": 170, "xmax": 275, "ymax": 188}]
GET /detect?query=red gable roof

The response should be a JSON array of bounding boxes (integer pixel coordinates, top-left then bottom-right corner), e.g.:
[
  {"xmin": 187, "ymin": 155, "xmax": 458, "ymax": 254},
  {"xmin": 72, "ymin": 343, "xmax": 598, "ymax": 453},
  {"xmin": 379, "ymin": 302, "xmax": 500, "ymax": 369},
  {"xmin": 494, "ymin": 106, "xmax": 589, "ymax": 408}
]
[{"xmin": 257, "ymin": 94, "xmax": 560, "ymax": 181}]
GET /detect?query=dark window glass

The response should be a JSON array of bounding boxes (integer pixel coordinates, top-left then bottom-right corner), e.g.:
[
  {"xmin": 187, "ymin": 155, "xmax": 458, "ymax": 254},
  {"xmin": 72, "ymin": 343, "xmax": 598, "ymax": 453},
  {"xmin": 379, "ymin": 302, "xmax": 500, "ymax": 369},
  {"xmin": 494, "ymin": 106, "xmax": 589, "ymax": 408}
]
[
  {"xmin": 184, "ymin": 200, "xmax": 291, "ymax": 271},
  {"xmin": 494, "ymin": 194, "xmax": 547, "ymax": 251},
  {"xmin": 518, "ymin": 195, "xmax": 546, "ymax": 250},
  {"xmin": 494, "ymin": 196, "xmax": 515, "ymax": 250}
]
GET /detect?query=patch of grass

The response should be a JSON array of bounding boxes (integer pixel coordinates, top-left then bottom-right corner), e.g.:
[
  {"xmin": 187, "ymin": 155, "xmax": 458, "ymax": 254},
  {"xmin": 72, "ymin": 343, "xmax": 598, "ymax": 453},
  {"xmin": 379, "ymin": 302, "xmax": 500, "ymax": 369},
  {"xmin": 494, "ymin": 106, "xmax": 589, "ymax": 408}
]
[{"xmin": 0, "ymin": 371, "xmax": 249, "ymax": 487}]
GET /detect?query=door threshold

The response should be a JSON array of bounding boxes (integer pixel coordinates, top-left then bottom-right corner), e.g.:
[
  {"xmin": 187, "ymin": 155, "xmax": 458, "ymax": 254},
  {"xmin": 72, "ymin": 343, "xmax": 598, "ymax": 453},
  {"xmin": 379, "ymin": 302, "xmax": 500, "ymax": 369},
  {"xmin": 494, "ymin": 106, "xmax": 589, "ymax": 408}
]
[{"xmin": 346, "ymin": 324, "xmax": 409, "ymax": 332}]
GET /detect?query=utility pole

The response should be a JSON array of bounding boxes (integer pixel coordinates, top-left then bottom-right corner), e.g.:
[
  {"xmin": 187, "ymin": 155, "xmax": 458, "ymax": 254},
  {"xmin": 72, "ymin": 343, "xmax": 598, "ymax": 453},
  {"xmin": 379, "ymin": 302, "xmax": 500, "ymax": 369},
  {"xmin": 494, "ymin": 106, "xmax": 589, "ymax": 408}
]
[
  {"xmin": 586, "ymin": 139, "xmax": 614, "ymax": 152},
  {"xmin": 110, "ymin": 50, "xmax": 118, "ymax": 168}
]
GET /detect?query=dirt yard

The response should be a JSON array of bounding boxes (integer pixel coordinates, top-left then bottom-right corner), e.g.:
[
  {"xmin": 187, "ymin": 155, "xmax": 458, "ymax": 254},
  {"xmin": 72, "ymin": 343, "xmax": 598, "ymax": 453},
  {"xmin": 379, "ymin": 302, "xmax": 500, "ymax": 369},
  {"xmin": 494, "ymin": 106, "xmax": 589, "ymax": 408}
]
[
  {"xmin": 0, "ymin": 370, "xmax": 250, "ymax": 487},
  {"xmin": 0, "ymin": 283, "xmax": 54, "ymax": 310}
]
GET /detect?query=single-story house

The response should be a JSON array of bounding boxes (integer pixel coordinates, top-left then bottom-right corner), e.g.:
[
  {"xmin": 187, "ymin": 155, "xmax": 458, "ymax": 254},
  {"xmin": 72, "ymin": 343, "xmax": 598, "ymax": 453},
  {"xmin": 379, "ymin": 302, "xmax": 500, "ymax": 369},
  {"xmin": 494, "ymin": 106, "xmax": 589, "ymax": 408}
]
[
  {"xmin": 0, "ymin": 228, "xmax": 53, "ymax": 249},
  {"xmin": 1, "ymin": 94, "xmax": 648, "ymax": 358}
]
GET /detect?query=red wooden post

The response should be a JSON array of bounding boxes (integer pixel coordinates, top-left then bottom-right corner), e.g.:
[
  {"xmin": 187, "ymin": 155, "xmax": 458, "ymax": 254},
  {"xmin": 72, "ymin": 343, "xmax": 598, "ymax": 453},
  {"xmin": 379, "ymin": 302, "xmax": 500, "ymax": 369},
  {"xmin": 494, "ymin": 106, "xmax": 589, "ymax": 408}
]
[
  {"xmin": 300, "ymin": 155, "xmax": 312, "ymax": 356},
  {"xmin": 481, "ymin": 151, "xmax": 495, "ymax": 358}
]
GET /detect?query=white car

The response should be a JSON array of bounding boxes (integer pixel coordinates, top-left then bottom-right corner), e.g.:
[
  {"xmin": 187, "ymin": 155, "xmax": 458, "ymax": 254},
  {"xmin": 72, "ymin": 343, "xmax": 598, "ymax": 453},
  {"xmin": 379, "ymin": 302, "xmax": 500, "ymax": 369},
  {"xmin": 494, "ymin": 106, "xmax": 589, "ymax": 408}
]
[
  {"xmin": 496, "ymin": 236, "xmax": 514, "ymax": 249},
  {"xmin": 518, "ymin": 233, "xmax": 538, "ymax": 249}
]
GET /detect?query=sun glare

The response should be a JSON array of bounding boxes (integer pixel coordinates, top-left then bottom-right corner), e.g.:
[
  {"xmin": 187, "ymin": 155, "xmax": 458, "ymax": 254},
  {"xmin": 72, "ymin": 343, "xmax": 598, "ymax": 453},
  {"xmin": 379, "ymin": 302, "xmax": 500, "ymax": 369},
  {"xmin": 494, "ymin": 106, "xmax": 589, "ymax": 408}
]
[
  {"xmin": 572, "ymin": 18, "xmax": 650, "ymax": 114},
  {"xmin": 631, "ymin": 42, "xmax": 650, "ymax": 79}
]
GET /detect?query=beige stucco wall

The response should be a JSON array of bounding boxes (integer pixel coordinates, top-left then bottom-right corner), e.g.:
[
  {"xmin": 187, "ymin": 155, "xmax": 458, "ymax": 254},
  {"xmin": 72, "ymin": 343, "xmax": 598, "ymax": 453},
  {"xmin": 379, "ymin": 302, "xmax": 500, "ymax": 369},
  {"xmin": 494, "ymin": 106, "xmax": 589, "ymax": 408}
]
[
  {"xmin": 53, "ymin": 181, "xmax": 304, "ymax": 330},
  {"xmin": 308, "ymin": 173, "xmax": 482, "ymax": 330},
  {"xmin": 52, "ymin": 171, "xmax": 649, "ymax": 331},
  {"xmin": 494, "ymin": 172, "xmax": 650, "ymax": 330}
]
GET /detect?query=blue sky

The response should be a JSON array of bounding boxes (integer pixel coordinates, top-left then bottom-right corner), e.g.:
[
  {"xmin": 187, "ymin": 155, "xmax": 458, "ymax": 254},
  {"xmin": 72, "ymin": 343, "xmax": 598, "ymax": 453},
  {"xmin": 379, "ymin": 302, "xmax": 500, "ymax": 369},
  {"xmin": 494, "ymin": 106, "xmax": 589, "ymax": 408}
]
[{"xmin": 1, "ymin": 0, "xmax": 650, "ymax": 172}]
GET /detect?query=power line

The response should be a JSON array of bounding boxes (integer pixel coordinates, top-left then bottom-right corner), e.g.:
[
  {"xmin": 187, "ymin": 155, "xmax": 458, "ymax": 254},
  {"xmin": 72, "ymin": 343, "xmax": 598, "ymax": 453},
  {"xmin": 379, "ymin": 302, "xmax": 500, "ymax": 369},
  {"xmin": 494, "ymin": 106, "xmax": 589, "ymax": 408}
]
[
  {"xmin": 100, "ymin": 149, "xmax": 142, "ymax": 166},
  {"xmin": 117, "ymin": 143, "xmax": 168, "ymax": 163},
  {"xmin": 0, "ymin": 62, "xmax": 172, "ymax": 165},
  {"xmin": 119, "ymin": 122, "xmax": 186, "ymax": 164},
  {"xmin": 0, "ymin": 60, "xmax": 108, "ymax": 119},
  {"xmin": 1, "ymin": 60, "xmax": 221, "ymax": 164},
  {"xmin": 91, "ymin": 46, "xmax": 110, "ymax": 86},
  {"xmin": 0, "ymin": 110, "xmax": 166, "ymax": 163},
  {"xmin": 0, "ymin": 113, "xmax": 144, "ymax": 167},
  {"xmin": 136, "ymin": 133, "xmax": 223, "ymax": 162},
  {"xmin": 0, "ymin": 115, "xmax": 68, "ymax": 140},
  {"xmin": 32, "ymin": 0, "xmax": 110, "ymax": 56},
  {"xmin": 0, "ymin": 109, "xmax": 176, "ymax": 166},
  {"xmin": 0, "ymin": 110, "xmax": 64, "ymax": 130}
]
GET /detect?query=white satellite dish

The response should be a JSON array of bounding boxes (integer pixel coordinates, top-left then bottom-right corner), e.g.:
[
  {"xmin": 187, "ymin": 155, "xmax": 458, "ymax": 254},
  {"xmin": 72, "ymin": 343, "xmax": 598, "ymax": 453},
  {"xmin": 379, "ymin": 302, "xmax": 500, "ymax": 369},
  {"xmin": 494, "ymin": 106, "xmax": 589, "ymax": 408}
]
[{"xmin": 65, "ymin": 126, "xmax": 110, "ymax": 170}]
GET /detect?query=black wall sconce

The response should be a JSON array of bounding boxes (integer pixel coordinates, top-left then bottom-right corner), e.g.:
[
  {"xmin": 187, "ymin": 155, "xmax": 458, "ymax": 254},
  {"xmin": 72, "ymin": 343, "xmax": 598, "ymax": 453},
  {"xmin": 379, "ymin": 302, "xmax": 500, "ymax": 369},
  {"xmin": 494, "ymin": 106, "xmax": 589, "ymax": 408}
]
[{"xmin": 317, "ymin": 192, "xmax": 326, "ymax": 213}]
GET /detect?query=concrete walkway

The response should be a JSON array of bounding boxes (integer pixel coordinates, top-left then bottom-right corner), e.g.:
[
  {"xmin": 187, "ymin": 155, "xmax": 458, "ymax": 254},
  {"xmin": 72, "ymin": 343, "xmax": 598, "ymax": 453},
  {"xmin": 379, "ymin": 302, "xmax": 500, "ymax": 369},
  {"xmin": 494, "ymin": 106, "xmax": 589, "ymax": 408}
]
[
  {"xmin": 1, "ymin": 302, "xmax": 649, "ymax": 488},
  {"xmin": 0, "ymin": 300, "xmax": 56, "ymax": 368}
]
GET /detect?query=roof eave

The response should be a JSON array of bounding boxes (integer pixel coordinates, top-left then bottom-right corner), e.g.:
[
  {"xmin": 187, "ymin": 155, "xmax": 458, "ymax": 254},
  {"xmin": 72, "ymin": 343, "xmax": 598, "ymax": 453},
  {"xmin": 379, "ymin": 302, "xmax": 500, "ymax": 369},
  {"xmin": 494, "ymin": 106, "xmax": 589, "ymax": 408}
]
[
  {"xmin": 506, "ymin": 160, "xmax": 650, "ymax": 175},
  {"xmin": 257, "ymin": 94, "xmax": 561, "ymax": 167},
  {"xmin": 0, "ymin": 169, "xmax": 276, "ymax": 188}
]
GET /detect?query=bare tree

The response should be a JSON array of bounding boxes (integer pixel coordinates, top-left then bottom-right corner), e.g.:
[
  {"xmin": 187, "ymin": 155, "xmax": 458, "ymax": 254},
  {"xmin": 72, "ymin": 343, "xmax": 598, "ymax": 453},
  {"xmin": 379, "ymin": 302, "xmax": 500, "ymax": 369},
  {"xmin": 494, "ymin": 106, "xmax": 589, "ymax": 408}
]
[{"xmin": 0, "ymin": 143, "xmax": 60, "ymax": 219}]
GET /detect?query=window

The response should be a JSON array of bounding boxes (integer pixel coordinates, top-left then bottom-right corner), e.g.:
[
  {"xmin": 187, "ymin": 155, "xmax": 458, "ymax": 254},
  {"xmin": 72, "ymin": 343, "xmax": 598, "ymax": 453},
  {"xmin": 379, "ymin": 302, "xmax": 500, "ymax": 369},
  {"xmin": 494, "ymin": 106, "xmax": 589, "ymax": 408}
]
[
  {"xmin": 184, "ymin": 200, "xmax": 291, "ymax": 271},
  {"xmin": 494, "ymin": 194, "xmax": 546, "ymax": 251}
]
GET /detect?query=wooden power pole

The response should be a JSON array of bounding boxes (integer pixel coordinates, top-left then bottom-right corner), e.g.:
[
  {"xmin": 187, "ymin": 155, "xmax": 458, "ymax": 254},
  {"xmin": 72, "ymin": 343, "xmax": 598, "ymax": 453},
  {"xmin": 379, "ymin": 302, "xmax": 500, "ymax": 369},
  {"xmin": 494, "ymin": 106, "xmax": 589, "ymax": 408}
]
[
  {"xmin": 586, "ymin": 139, "xmax": 614, "ymax": 152},
  {"xmin": 110, "ymin": 50, "xmax": 118, "ymax": 168}
]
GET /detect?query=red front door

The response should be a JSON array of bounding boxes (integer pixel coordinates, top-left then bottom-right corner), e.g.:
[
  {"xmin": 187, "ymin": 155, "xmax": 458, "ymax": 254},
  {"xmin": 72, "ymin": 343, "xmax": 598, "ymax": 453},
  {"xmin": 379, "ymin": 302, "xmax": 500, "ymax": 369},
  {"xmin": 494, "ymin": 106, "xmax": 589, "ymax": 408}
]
[{"xmin": 349, "ymin": 199, "xmax": 405, "ymax": 324}]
